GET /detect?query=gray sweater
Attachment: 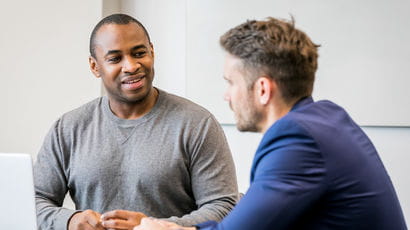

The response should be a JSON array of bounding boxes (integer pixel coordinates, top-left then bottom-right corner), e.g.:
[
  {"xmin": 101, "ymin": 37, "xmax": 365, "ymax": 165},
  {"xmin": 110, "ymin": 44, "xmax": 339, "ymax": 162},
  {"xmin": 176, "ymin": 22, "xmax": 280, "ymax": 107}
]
[{"xmin": 34, "ymin": 89, "xmax": 238, "ymax": 230}]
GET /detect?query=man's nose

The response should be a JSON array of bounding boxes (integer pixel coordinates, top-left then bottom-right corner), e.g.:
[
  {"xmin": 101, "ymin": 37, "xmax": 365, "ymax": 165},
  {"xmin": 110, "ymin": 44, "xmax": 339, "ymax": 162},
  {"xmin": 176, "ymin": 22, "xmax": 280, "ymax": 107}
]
[
  {"xmin": 223, "ymin": 91, "xmax": 230, "ymax": 102},
  {"xmin": 122, "ymin": 56, "xmax": 140, "ymax": 73}
]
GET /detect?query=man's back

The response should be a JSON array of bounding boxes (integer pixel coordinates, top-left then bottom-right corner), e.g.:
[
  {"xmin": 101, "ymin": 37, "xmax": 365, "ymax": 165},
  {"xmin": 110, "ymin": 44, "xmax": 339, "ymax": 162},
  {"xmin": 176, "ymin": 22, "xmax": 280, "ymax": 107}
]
[
  {"xmin": 250, "ymin": 97, "xmax": 407, "ymax": 229},
  {"xmin": 205, "ymin": 97, "xmax": 407, "ymax": 230}
]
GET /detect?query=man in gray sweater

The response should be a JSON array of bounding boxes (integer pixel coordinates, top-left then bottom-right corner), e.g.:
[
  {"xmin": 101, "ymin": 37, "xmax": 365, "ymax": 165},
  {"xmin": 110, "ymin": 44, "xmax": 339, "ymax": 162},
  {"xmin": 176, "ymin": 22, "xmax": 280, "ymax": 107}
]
[{"xmin": 34, "ymin": 13, "xmax": 238, "ymax": 230}]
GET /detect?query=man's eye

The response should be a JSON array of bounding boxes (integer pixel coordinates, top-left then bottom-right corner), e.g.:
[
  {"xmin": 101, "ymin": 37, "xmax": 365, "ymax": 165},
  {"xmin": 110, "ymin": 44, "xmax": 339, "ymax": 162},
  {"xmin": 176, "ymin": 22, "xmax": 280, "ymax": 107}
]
[
  {"xmin": 133, "ymin": 51, "xmax": 146, "ymax": 57},
  {"xmin": 108, "ymin": 56, "xmax": 121, "ymax": 63}
]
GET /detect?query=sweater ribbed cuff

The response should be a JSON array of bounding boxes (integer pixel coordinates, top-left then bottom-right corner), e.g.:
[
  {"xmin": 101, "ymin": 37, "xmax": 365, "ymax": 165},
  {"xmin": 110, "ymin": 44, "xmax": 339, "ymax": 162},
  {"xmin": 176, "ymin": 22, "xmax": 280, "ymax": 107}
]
[{"xmin": 54, "ymin": 208, "xmax": 80, "ymax": 230}]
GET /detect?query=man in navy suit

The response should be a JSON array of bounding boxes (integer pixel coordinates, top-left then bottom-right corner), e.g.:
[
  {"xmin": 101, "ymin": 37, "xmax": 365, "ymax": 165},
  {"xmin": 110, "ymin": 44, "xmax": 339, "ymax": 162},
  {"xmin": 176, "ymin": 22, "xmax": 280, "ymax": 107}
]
[{"xmin": 133, "ymin": 17, "xmax": 407, "ymax": 230}]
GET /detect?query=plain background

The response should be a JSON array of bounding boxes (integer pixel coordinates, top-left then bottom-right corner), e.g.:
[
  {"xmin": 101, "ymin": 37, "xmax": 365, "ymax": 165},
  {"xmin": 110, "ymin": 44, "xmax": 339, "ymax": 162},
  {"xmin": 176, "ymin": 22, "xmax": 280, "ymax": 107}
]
[{"xmin": 0, "ymin": 0, "xmax": 408, "ymax": 225}]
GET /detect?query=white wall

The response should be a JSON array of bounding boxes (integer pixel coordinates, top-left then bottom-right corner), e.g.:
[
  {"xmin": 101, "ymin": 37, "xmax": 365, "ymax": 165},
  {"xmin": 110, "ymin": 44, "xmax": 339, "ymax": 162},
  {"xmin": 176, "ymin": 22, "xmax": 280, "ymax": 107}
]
[{"xmin": 0, "ymin": 0, "xmax": 102, "ymax": 158}]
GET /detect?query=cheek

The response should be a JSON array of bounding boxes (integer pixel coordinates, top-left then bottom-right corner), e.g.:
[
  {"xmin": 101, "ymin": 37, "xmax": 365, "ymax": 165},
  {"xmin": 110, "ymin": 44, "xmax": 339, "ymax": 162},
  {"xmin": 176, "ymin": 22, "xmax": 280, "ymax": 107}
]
[
  {"xmin": 142, "ymin": 57, "xmax": 154, "ymax": 69},
  {"xmin": 224, "ymin": 86, "xmax": 239, "ymax": 102},
  {"xmin": 103, "ymin": 66, "xmax": 122, "ymax": 78},
  {"xmin": 232, "ymin": 88, "xmax": 242, "ymax": 101}
]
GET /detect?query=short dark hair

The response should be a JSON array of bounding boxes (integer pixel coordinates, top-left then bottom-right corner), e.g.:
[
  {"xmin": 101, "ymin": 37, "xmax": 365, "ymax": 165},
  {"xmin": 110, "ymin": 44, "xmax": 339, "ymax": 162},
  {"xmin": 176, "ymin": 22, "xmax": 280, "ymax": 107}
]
[
  {"xmin": 89, "ymin": 13, "xmax": 151, "ymax": 58},
  {"xmin": 220, "ymin": 17, "xmax": 320, "ymax": 104}
]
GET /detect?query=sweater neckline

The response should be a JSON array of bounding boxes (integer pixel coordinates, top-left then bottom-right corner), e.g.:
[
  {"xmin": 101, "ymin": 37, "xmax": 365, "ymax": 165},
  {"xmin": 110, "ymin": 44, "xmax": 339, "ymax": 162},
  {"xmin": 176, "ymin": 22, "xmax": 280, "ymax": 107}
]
[{"xmin": 102, "ymin": 88, "xmax": 165, "ymax": 127}]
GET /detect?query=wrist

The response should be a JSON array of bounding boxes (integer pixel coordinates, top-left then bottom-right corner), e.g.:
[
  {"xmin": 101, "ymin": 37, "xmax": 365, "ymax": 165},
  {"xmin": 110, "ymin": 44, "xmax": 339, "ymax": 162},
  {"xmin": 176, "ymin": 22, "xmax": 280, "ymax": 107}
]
[{"xmin": 67, "ymin": 211, "xmax": 82, "ymax": 230}]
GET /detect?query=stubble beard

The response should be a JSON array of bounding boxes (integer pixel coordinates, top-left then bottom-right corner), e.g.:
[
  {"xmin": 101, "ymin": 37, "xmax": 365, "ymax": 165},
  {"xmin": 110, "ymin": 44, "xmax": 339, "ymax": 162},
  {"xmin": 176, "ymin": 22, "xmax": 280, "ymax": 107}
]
[{"xmin": 234, "ymin": 101, "xmax": 262, "ymax": 133}]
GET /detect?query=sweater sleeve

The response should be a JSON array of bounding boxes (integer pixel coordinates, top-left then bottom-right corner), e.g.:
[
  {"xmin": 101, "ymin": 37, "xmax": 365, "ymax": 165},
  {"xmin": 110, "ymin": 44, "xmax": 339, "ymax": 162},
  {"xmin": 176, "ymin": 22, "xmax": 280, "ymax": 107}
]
[
  {"xmin": 165, "ymin": 116, "xmax": 239, "ymax": 226},
  {"xmin": 33, "ymin": 120, "xmax": 77, "ymax": 230}
]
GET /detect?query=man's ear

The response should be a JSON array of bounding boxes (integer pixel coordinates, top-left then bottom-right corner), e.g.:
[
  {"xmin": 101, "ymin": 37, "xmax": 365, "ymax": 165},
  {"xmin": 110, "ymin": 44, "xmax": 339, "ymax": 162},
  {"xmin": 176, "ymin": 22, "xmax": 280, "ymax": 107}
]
[
  {"xmin": 149, "ymin": 42, "xmax": 155, "ymax": 58},
  {"xmin": 89, "ymin": 56, "xmax": 100, "ymax": 78},
  {"xmin": 254, "ymin": 76, "xmax": 276, "ymax": 105}
]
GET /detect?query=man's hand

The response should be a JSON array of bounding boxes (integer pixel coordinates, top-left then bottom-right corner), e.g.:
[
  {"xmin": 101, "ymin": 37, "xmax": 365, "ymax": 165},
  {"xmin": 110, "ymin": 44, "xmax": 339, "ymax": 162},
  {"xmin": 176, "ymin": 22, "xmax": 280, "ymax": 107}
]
[
  {"xmin": 101, "ymin": 209, "xmax": 147, "ymax": 229},
  {"xmin": 68, "ymin": 209, "xmax": 105, "ymax": 230},
  {"xmin": 133, "ymin": 217, "xmax": 196, "ymax": 230}
]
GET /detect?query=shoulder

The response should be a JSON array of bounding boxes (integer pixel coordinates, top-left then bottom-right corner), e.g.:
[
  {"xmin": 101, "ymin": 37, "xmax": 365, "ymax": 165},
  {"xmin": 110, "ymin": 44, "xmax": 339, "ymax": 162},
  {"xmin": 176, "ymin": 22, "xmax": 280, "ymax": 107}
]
[
  {"xmin": 41, "ymin": 97, "xmax": 103, "ymax": 146},
  {"xmin": 55, "ymin": 97, "xmax": 104, "ymax": 129},
  {"xmin": 259, "ymin": 116, "xmax": 312, "ymax": 152},
  {"xmin": 158, "ymin": 89, "xmax": 215, "ymax": 121},
  {"xmin": 154, "ymin": 90, "xmax": 224, "ymax": 143},
  {"xmin": 289, "ymin": 99, "xmax": 350, "ymax": 125},
  {"xmin": 251, "ymin": 114, "xmax": 324, "ymax": 182},
  {"xmin": 275, "ymin": 99, "xmax": 353, "ymax": 138},
  {"xmin": 254, "ymin": 100, "xmax": 335, "ymax": 167}
]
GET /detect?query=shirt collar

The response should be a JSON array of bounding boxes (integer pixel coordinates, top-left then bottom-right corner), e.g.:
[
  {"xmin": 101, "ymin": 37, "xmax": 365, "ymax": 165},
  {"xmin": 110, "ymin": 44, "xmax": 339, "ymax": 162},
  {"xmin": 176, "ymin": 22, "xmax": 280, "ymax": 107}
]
[{"xmin": 290, "ymin": 96, "xmax": 314, "ymax": 112}]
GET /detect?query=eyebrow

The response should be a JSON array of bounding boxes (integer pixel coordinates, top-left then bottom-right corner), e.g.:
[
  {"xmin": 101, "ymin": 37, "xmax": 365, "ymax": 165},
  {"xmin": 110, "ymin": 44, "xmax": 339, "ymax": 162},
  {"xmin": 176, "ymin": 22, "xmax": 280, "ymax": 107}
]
[{"xmin": 104, "ymin": 44, "xmax": 148, "ymax": 57}]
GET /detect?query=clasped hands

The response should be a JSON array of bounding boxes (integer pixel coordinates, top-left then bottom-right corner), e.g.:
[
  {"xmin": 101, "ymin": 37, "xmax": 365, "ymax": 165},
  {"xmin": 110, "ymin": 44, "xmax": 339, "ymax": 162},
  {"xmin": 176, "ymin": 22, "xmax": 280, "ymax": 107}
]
[
  {"xmin": 68, "ymin": 209, "xmax": 195, "ymax": 230},
  {"xmin": 68, "ymin": 209, "xmax": 147, "ymax": 230}
]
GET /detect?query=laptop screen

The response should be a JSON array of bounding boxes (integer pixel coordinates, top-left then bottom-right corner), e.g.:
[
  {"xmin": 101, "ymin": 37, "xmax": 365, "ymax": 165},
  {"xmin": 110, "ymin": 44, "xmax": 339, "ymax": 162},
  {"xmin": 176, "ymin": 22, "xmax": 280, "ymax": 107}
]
[{"xmin": 0, "ymin": 153, "xmax": 38, "ymax": 230}]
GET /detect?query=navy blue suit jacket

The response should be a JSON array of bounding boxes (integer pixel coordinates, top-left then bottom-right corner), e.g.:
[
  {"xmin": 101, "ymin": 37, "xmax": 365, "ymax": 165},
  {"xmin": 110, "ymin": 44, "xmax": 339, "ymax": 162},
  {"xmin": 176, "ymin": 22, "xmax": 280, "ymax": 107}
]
[{"xmin": 197, "ymin": 97, "xmax": 407, "ymax": 229}]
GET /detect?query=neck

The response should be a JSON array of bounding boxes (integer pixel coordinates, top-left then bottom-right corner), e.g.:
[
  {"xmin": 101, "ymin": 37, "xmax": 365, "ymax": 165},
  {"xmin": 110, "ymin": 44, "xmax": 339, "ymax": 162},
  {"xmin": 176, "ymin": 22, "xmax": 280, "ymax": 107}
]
[
  {"xmin": 108, "ymin": 88, "xmax": 159, "ymax": 120},
  {"xmin": 260, "ymin": 97, "xmax": 298, "ymax": 133}
]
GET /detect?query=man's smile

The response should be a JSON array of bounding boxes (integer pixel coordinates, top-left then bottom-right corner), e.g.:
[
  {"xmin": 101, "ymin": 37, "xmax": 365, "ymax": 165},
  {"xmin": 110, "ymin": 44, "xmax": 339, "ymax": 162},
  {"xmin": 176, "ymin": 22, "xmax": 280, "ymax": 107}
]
[{"xmin": 121, "ymin": 75, "xmax": 145, "ymax": 90}]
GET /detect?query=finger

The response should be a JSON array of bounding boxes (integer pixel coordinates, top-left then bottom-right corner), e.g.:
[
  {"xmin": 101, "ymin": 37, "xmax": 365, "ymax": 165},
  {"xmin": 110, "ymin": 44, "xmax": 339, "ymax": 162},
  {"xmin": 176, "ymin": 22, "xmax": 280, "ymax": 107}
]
[
  {"xmin": 102, "ymin": 218, "xmax": 133, "ymax": 229},
  {"xmin": 139, "ymin": 217, "xmax": 154, "ymax": 226},
  {"xmin": 146, "ymin": 218, "xmax": 172, "ymax": 229},
  {"xmin": 81, "ymin": 221, "xmax": 105, "ymax": 230},
  {"xmin": 147, "ymin": 218, "xmax": 177, "ymax": 228},
  {"xmin": 102, "ymin": 210, "xmax": 147, "ymax": 227},
  {"xmin": 139, "ymin": 217, "xmax": 162, "ymax": 228},
  {"xmin": 102, "ymin": 209, "xmax": 130, "ymax": 220},
  {"xmin": 151, "ymin": 219, "xmax": 168, "ymax": 227},
  {"xmin": 84, "ymin": 210, "xmax": 103, "ymax": 227},
  {"xmin": 132, "ymin": 212, "xmax": 147, "ymax": 225}
]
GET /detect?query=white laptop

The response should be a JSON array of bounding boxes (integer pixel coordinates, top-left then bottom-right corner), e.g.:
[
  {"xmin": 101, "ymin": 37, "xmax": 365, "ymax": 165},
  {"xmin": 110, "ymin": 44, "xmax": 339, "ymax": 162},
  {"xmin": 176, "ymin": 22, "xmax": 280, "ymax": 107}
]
[{"xmin": 0, "ymin": 153, "xmax": 38, "ymax": 230}]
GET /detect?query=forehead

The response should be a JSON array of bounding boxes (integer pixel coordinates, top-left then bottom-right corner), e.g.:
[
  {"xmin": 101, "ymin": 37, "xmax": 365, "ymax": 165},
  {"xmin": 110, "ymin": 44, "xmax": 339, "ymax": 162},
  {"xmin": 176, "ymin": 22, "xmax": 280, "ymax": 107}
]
[{"xmin": 94, "ymin": 23, "xmax": 149, "ymax": 52}]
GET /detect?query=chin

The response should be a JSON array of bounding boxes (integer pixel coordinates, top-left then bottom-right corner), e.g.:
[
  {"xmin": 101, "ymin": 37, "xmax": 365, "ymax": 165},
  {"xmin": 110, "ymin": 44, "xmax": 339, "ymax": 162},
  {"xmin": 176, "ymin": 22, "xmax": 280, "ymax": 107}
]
[
  {"xmin": 133, "ymin": 87, "xmax": 155, "ymax": 102},
  {"xmin": 236, "ymin": 122, "xmax": 248, "ymax": 132},
  {"xmin": 236, "ymin": 121, "xmax": 259, "ymax": 133}
]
